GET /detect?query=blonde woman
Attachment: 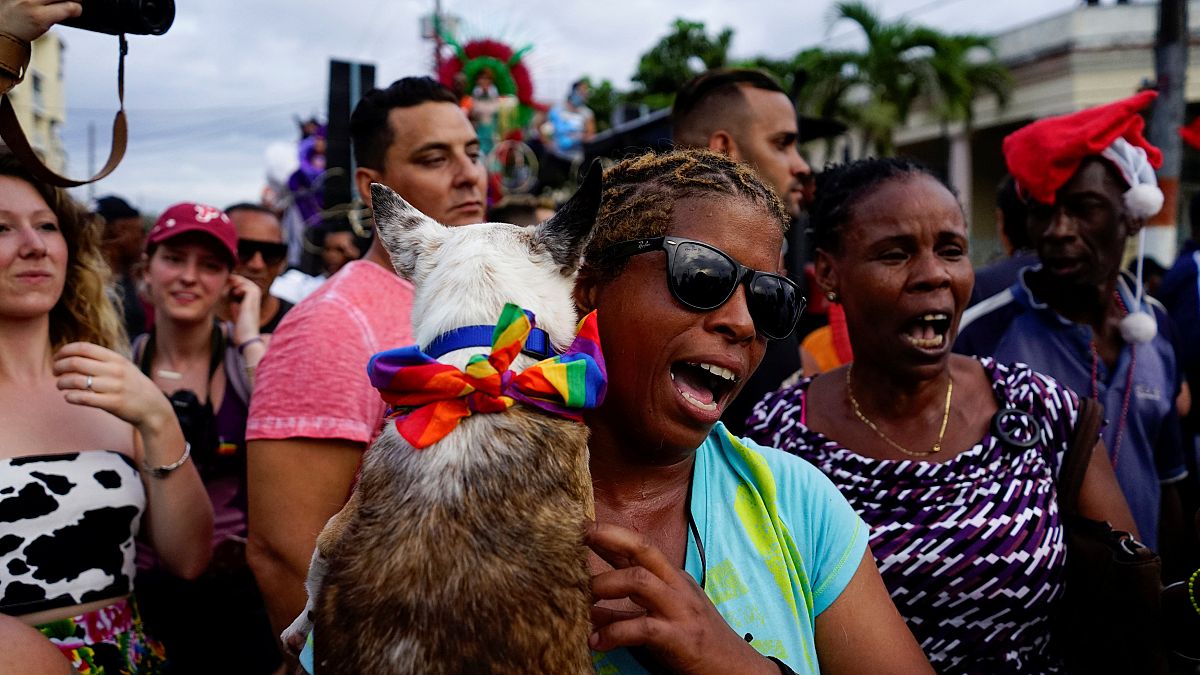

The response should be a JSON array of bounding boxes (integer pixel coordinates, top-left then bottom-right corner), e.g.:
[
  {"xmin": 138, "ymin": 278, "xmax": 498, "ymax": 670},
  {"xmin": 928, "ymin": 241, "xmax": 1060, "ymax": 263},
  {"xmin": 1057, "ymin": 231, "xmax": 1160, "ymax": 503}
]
[{"xmin": 0, "ymin": 150, "xmax": 212, "ymax": 672}]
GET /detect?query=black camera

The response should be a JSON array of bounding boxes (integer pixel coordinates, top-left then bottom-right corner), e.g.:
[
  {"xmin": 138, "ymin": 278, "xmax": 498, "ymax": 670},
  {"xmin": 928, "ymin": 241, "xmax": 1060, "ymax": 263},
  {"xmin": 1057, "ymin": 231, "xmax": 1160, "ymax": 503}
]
[{"xmin": 60, "ymin": 0, "xmax": 175, "ymax": 36}]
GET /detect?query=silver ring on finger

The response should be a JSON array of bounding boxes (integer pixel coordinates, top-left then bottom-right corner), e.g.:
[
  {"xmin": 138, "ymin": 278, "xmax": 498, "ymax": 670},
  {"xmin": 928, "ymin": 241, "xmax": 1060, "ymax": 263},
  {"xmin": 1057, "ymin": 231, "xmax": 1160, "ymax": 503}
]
[{"xmin": 85, "ymin": 375, "xmax": 94, "ymax": 391}]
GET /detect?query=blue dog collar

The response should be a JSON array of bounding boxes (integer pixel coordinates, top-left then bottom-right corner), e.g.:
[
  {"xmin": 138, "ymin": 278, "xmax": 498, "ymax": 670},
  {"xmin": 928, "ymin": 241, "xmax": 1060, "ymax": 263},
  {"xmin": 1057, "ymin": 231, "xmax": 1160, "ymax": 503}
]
[{"xmin": 425, "ymin": 311, "xmax": 556, "ymax": 361}]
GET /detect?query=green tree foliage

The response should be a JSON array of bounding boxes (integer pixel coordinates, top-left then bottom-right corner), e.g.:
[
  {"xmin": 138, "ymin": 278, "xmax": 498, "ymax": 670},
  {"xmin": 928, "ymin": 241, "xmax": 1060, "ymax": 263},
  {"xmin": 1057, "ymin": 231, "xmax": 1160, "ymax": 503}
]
[
  {"xmin": 572, "ymin": 9, "xmax": 1009, "ymax": 153},
  {"xmin": 580, "ymin": 19, "xmax": 731, "ymax": 129},
  {"xmin": 791, "ymin": 2, "xmax": 1010, "ymax": 154},
  {"xmin": 630, "ymin": 19, "xmax": 733, "ymax": 110},
  {"xmin": 797, "ymin": 2, "xmax": 938, "ymax": 154},
  {"xmin": 583, "ymin": 78, "xmax": 621, "ymax": 133},
  {"xmin": 912, "ymin": 30, "xmax": 1011, "ymax": 129}
]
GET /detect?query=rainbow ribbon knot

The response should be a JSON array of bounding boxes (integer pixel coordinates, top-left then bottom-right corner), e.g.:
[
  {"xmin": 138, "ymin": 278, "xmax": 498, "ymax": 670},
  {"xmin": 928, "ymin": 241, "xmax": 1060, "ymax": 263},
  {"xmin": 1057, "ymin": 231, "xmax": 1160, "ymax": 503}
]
[{"xmin": 368, "ymin": 303, "xmax": 606, "ymax": 449}]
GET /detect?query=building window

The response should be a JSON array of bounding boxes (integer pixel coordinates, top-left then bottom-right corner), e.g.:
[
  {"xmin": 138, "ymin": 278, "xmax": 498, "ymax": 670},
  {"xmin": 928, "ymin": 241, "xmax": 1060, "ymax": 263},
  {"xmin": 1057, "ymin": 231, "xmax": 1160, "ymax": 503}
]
[{"xmin": 31, "ymin": 73, "xmax": 44, "ymax": 112}]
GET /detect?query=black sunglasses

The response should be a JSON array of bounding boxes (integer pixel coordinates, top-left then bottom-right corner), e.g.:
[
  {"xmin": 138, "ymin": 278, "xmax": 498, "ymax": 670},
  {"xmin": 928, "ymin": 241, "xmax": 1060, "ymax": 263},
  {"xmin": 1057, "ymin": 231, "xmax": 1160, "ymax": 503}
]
[
  {"xmin": 601, "ymin": 236, "xmax": 804, "ymax": 340},
  {"xmin": 237, "ymin": 239, "xmax": 288, "ymax": 266}
]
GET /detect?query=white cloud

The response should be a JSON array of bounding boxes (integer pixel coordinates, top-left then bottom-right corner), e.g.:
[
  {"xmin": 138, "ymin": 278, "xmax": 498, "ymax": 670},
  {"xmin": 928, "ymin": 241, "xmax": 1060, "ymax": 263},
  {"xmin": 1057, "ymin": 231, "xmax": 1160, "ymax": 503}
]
[{"xmin": 51, "ymin": 0, "xmax": 1080, "ymax": 212}]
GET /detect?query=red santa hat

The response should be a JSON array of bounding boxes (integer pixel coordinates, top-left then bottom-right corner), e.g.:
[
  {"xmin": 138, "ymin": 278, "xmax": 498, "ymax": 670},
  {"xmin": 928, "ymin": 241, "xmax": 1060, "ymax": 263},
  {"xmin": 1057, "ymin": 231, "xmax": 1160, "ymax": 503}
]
[
  {"xmin": 1180, "ymin": 115, "xmax": 1200, "ymax": 150},
  {"xmin": 1002, "ymin": 90, "xmax": 1164, "ymax": 219}
]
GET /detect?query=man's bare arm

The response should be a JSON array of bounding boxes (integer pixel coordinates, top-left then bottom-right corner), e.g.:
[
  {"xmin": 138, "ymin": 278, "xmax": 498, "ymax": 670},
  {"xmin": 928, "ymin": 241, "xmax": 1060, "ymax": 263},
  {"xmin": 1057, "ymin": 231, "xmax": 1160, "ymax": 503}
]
[{"xmin": 246, "ymin": 437, "xmax": 364, "ymax": 635}]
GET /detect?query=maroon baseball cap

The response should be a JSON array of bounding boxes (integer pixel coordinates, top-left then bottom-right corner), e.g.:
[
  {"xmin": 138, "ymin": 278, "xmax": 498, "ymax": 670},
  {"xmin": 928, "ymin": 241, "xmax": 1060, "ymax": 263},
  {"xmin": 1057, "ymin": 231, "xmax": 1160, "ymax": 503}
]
[{"xmin": 146, "ymin": 202, "xmax": 239, "ymax": 265}]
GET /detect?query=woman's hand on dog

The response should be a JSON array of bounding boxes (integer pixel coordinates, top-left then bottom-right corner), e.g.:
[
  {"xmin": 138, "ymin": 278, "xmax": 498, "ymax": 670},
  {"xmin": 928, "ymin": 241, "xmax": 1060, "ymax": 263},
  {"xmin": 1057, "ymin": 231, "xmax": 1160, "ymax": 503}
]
[{"xmin": 586, "ymin": 521, "xmax": 779, "ymax": 675}]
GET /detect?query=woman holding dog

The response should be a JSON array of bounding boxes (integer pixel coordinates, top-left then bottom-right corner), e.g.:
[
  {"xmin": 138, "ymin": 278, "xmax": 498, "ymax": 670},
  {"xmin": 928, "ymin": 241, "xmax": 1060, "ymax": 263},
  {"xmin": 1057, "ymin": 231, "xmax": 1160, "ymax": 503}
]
[
  {"xmin": 0, "ymin": 148, "xmax": 212, "ymax": 671},
  {"xmin": 579, "ymin": 150, "xmax": 931, "ymax": 674}
]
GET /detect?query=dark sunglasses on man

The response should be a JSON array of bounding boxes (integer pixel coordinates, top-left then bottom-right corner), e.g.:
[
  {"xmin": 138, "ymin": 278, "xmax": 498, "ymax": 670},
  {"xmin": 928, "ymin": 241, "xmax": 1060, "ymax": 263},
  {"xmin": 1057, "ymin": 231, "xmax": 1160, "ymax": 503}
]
[
  {"xmin": 601, "ymin": 236, "xmax": 805, "ymax": 340},
  {"xmin": 237, "ymin": 239, "xmax": 288, "ymax": 266}
]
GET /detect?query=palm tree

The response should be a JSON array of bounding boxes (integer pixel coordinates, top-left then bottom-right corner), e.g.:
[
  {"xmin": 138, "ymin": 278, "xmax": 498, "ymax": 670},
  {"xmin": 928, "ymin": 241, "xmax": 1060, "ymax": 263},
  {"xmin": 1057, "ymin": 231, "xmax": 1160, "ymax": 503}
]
[
  {"xmin": 791, "ymin": 2, "xmax": 1010, "ymax": 165},
  {"xmin": 912, "ymin": 29, "xmax": 1012, "ymax": 213},
  {"xmin": 814, "ymin": 1, "xmax": 943, "ymax": 155}
]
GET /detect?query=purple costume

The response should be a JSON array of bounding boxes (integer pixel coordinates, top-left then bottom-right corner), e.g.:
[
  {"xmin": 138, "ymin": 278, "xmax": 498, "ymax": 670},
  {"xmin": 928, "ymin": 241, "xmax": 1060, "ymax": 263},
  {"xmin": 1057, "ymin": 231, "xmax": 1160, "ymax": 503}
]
[{"xmin": 748, "ymin": 359, "xmax": 1079, "ymax": 673}]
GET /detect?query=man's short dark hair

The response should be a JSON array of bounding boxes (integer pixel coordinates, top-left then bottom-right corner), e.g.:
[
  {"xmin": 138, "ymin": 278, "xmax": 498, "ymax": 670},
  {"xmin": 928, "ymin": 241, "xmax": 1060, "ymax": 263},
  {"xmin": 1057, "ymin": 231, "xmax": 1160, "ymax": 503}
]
[
  {"xmin": 94, "ymin": 195, "xmax": 139, "ymax": 222},
  {"xmin": 350, "ymin": 76, "xmax": 459, "ymax": 170},
  {"xmin": 224, "ymin": 202, "xmax": 276, "ymax": 218},
  {"xmin": 671, "ymin": 69, "xmax": 787, "ymax": 147},
  {"xmin": 996, "ymin": 175, "xmax": 1030, "ymax": 252}
]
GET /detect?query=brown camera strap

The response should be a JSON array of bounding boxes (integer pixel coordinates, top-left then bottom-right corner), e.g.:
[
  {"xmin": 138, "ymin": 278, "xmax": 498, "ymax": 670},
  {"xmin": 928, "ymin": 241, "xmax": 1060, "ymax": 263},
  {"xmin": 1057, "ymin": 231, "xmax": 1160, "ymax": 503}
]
[{"xmin": 0, "ymin": 34, "xmax": 127, "ymax": 187}]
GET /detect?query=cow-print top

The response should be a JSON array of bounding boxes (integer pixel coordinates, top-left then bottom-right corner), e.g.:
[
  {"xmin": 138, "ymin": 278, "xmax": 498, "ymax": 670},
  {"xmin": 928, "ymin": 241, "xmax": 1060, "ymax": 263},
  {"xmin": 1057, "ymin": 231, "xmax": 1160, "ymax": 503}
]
[{"xmin": 0, "ymin": 451, "xmax": 145, "ymax": 616}]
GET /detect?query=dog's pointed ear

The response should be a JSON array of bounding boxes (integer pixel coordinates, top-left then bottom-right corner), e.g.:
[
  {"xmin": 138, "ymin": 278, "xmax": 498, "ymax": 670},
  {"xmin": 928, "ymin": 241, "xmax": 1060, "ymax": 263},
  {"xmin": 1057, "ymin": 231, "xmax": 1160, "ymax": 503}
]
[
  {"xmin": 370, "ymin": 182, "xmax": 445, "ymax": 281},
  {"xmin": 533, "ymin": 159, "xmax": 603, "ymax": 274}
]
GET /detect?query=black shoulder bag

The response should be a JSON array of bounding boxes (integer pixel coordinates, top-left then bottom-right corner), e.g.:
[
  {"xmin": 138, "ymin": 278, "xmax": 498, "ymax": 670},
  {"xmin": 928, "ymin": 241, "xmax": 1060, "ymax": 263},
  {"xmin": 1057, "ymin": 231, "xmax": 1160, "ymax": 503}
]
[{"xmin": 1056, "ymin": 397, "xmax": 1168, "ymax": 674}]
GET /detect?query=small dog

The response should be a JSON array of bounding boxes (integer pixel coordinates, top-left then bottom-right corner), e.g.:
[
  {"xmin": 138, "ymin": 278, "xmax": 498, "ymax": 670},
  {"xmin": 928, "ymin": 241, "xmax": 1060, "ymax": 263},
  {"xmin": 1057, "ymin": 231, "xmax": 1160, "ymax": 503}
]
[{"xmin": 282, "ymin": 167, "xmax": 603, "ymax": 674}]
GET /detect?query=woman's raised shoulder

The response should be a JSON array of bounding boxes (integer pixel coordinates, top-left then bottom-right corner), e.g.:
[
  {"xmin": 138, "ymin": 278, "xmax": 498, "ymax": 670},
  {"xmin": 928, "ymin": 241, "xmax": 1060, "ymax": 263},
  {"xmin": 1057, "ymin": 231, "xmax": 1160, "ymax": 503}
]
[{"xmin": 716, "ymin": 426, "xmax": 848, "ymax": 501}]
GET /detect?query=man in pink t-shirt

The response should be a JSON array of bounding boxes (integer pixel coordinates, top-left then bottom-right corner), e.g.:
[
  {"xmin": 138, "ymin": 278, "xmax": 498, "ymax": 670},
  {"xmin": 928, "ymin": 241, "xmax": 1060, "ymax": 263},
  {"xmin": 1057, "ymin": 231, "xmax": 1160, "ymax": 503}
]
[{"xmin": 245, "ymin": 76, "xmax": 488, "ymax": 636}]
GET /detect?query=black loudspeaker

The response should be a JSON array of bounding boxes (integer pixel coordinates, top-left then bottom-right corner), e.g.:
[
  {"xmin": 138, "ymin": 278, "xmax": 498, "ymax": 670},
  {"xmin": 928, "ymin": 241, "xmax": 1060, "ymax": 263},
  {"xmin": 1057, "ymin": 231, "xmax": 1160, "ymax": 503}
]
[
  {"xmin": 301, "ymin": 60, "xmax": 376, "ymax": 274},
  {"xmin": 325, "ymin": 60, "xmax": 376, "ymax": 211}
]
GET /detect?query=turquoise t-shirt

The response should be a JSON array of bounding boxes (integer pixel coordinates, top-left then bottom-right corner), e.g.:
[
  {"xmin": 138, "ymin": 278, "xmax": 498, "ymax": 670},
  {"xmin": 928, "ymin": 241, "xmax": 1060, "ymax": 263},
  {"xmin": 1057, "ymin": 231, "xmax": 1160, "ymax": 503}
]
[
  {"xmin": 592, "ymin": 423, "xmax": 867, "ymax": 674},
  {"xmin": 300, "ymin": 423, "xmax": 866, "ymax": 674}
]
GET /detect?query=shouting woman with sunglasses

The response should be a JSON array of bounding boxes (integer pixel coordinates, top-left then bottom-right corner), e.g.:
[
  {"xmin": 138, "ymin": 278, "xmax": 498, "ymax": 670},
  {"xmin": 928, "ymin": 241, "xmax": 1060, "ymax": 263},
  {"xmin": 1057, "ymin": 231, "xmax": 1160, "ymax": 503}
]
[
  {"xmin": 747, "ymin": 158, "xmax": 1138, "ymax": 673},
  {"xmin": 0, "ymin": 150, "xmax": 212, "ymax": 672},
  {"xmin": 578, "ymin": 150, "xmax": 930, "ymax": 674},
  {"xmin": 131, "ymin": 204, "xmax": 282, "ymax": 673}
]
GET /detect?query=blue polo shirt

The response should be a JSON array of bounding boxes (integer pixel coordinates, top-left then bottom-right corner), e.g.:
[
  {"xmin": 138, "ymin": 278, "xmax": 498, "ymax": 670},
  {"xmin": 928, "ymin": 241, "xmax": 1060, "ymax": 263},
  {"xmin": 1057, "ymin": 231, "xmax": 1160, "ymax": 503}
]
[{"xmin": 955, "ymin": 268, "xmax": 1185, "ymax": 550}]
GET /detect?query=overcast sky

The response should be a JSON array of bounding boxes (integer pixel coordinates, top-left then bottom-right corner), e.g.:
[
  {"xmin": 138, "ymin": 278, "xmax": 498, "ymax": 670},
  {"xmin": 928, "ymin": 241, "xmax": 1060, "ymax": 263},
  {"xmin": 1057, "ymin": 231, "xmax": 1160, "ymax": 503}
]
[{"xmin": 40, "ymin": 0, "xmax": 1090, "ymax": 212}]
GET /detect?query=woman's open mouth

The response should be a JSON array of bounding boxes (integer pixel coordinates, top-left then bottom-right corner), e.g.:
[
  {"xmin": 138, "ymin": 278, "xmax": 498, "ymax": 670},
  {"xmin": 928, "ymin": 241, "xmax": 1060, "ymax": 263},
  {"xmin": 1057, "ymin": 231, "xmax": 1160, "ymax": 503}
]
[
  {"xmin": 901, "ymin": 313, "xmax": 952, "ymax": 350},
  {"xmin": 669, "ymin": 361, "xmax": 739, "ymax": 415}
]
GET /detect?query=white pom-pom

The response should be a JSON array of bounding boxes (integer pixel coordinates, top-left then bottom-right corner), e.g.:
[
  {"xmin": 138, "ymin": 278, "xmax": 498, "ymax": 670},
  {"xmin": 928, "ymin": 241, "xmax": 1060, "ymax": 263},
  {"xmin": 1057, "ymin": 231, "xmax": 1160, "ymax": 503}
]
[
  {"xmin": 1123, "ymin": 184, "xmax": 1164, "ymax": 219},
  {"xmin": 1119, "ymin": 311, "xmax": 1157, "ymax": 344}
]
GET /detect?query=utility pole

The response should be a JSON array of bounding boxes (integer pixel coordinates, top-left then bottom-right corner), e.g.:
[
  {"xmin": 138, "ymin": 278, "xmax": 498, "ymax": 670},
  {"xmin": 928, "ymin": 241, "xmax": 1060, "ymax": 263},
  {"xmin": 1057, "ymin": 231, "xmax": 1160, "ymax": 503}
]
[
  {"xmin": 433, "ymin": 0, "xmax": 443, "ymax": 73},
  {"xmin": 1147, "ymin": 0, "xmax": 1187, "ymax": 264}
]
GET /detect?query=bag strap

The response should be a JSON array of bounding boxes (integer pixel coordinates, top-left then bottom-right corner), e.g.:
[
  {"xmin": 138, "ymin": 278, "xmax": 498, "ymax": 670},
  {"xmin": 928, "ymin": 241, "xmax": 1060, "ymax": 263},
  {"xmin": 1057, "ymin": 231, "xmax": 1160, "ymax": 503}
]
[
  {"xmin": 136, "ymin": 321, "xmax": 224, "ymax": 383},
  {"xmin": 1059, "ymin": 397, "xmax": 1104, "ymax": 518},
  {"xmin": 0, "ymin": 35, "xmax": 127, "ymax": 187},
  {"xmin": 132, "ymin": 332, "xmax": 149, "ymax": 374},
  {"xmin": 220, "ymin": 321, "xmax": 252, "ymax": 405},
  {"xmin": 0, "ymin": 31, "xmax": 30, "ymax": 90}
]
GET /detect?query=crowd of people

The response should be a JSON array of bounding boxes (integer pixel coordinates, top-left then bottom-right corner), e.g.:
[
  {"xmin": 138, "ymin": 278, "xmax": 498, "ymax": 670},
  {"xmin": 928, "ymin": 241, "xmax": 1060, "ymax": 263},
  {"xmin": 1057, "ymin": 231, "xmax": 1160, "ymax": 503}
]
[{"xmin": 2, "ymin": 2, "xmax": 1200, "ymax": 674}]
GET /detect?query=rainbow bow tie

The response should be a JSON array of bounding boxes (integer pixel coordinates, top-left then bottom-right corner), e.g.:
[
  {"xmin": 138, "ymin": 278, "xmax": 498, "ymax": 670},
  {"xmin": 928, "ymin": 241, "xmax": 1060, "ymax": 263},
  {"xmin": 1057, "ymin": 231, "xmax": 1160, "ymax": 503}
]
[{"xmin": 368, "ymin": 303, "xmax": 607, "ymax": 449}]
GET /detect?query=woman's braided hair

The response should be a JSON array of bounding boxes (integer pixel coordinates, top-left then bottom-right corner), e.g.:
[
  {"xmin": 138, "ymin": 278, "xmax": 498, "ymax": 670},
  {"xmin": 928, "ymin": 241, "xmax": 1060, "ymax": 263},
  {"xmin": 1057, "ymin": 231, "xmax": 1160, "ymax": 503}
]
[
  {"xmin": 580, "ymin": 148, "xmax": 789, "ymax": 281},
  {"xmin": 809, "ymin": 156, "xmax": 956, "ymax": 254}
]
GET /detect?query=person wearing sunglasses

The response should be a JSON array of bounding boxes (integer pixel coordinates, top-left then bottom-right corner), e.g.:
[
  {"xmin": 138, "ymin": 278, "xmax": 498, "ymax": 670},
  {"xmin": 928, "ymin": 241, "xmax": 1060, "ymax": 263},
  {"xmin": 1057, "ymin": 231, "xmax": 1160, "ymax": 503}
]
[
  {"xmin": 671, "ymin": 68, "xmax": 816, "ymax": 437},
  {"xmin": 131, "ymin": 203, "xmax": 282, "ymax": 673},
  {"xmin": 578, "ymin": 149, "xmax": 929, "ymax": 675},
  {"xmin": 225, "ymin": 203, "xmax": 293, "ymax": 335},
  {"xmin": 747, "ymin": 157, "xmax": 1138, "ymax": 673}
]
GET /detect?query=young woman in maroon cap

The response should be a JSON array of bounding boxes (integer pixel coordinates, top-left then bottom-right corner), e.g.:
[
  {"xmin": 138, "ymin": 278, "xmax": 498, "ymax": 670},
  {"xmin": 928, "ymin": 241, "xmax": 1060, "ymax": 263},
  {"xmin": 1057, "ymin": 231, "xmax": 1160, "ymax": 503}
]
[{"xmin": 132, "ymin": 202, "xmax": 283, "ymax": 672}]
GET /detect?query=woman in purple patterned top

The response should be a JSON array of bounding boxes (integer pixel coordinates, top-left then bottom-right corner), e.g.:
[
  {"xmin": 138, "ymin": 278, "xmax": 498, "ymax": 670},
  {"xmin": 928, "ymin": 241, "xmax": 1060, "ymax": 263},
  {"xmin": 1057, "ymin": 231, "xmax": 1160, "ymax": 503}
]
[{"xmin": 746, "ymin": 158, "xmax": 1137, "ymax": 673}]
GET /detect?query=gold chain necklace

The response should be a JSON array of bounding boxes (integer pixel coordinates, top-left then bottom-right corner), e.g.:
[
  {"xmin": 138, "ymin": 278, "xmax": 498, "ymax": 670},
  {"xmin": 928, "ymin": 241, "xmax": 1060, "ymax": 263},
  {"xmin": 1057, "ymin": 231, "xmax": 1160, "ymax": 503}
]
[{"xmin": 846, "ymin": 363, "xmax": 953, "ymax": 458}]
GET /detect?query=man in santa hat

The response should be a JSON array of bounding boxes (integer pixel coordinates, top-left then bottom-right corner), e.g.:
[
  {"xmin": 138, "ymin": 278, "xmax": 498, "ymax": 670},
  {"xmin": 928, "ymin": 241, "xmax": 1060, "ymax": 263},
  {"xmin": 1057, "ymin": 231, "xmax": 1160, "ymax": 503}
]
[{"xmin": 956, "ymin": 90, "xmax": 1188, "ymax": 552}]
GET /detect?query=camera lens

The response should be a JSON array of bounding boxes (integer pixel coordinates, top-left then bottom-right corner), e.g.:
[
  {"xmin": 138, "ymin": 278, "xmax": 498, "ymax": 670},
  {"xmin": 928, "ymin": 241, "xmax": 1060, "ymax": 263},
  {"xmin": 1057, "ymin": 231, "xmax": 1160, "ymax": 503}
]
[
  {"xmin": 138, "ymin": 0, "xmax": 176, "ymax": 36},
  {"xmin": 59, "ymin": 0, "xmax": 176, "ymax": 36}
]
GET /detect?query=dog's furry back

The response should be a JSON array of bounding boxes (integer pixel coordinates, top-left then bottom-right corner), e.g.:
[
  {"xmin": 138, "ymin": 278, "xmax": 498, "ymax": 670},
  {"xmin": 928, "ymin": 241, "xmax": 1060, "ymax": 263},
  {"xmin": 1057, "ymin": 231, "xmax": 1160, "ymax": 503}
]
[
  {"xmin": 307, "ymin": 169, "xmax": 603, "ymax": 674},
  {"xmin": 313, "ymin": 408, "xmax": 592, "ymax": 673}
]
